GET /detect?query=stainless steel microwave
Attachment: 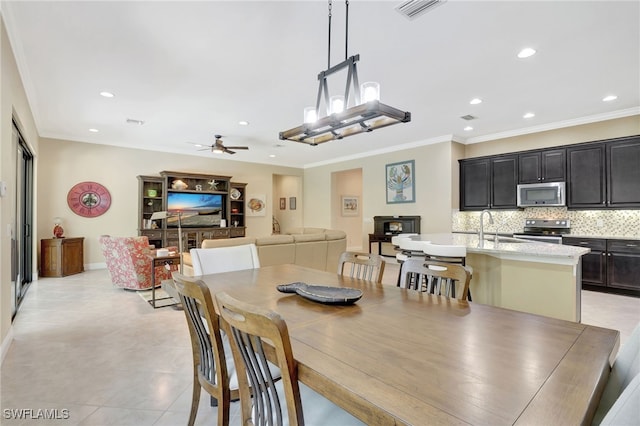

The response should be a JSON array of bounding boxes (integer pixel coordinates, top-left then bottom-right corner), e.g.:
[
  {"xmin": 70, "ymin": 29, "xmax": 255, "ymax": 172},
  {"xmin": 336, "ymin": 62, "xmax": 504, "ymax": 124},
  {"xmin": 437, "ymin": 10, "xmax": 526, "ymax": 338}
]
[{"xmin": 517, "ymin": 182, "xmax": 566, "ymax": 207}]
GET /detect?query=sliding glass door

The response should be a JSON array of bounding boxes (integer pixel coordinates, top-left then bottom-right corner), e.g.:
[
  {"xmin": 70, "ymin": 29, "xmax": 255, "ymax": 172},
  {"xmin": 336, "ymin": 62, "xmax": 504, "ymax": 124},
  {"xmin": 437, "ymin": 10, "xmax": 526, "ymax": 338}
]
[{"xmin": 12, "ymin": 121, "xmax": 34, "ymax": 320}]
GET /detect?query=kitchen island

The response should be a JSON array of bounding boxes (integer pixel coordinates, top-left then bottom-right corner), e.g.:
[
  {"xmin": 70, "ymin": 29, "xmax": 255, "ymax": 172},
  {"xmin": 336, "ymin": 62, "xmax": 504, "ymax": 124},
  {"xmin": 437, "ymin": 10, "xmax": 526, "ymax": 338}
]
[{"xmin": 401, "ymin": 233, "xmax": 590, "ymax": 322}]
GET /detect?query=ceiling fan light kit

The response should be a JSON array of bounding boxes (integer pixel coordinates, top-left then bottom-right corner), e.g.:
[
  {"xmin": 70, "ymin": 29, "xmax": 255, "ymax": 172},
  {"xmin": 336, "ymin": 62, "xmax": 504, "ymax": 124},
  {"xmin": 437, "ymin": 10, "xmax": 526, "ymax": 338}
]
[{"xmin": 279, "ymin": 0, "xmax": 411, "ymax": 146}]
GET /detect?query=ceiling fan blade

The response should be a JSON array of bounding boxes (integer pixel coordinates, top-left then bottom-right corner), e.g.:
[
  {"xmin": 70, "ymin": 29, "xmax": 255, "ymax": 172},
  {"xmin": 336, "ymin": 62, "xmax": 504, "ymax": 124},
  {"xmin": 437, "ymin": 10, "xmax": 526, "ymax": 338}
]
[
  {"xmin": 225, "ymin": 146, "xmax": 249, "ymax": 150},
  {"xmin": 225, "ymin": 149, "xmax": 237, "ymax": 155}
]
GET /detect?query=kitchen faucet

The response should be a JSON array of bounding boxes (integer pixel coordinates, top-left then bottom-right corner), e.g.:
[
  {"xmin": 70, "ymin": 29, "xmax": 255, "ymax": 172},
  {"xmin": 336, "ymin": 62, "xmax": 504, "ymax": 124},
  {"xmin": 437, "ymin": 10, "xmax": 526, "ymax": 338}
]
[{"xmin": 479, "ymin": 209, "xmax": 494, "ymax": 242}]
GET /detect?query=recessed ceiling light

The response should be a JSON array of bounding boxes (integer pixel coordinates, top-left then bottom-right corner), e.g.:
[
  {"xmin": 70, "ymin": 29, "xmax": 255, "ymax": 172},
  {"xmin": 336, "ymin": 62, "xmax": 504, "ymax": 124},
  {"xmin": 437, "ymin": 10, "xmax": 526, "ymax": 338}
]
[
  {"xmin": 464, "ymin": 126, "xmax": 473, "ymax": 131},
  {"xmin": 238, "ymin": 120, "xmax": 250, "ymax": 126},
  {"xmin": 602, "ymin": 95, "xmax": 618, "ymax": 102},
  {"xmin": 469, "ymin": 98, "xmax": 482, "ymax": 105},
  {"xmin": 126, "ymin": 118, "xmax": 145, "ymax": 125},
  {"xmin": 517, "ymin": 48, "xmax": 536, "ymax": 59},
  {"xmin": 523, "ymin": 112, "xmax": 535, "ymax": 119},
  {"xmin": 194, "ymin": 144, "xmax": 203, "ymax": 148},
  {"xmin": 89, "ymin": 128, "xmax": 99, "ymax": 133},
  {"xmin": 269, "ymin": 154, "xmax": 276, "ymax": 158},
  {"xmin": 100, "ymin": 91, "xmax": 114, "ymax": 98}
]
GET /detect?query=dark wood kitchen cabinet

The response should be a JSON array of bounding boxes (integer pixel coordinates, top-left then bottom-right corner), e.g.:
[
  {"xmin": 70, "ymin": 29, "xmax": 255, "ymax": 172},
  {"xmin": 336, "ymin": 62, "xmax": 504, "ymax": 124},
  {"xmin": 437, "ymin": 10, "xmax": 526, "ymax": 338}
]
[
  {"xmin": 567, "ymin": 136, "xmax": 640, "ymax": 209},
  {"xmin": 566, "ymin": 144, "xmax": 606, "ymax": 208},
  {"xmin": 564, "ymin": 237, "xmax": 639, "ymax": 297},
  {"xmin": 607, "ymin": 137, "xmax": 640, "ymax": 208},
  {"xmin": 563, "ymin": 237, "xmax": 607, "ymax": 288},
  {"xmin": 460, "ymin": 155, "xmax": 517, "ymax": 210},
  {"xmin": 518, "ymin": 149, "xmax": 565, "ymax": 184},
  {"xmin": 40, "ymin": 237, "xmax": 84, "ymax": 277},
  {"xmin": 607, "ymin": 239, "xmax": 640, "ymax": 293}
]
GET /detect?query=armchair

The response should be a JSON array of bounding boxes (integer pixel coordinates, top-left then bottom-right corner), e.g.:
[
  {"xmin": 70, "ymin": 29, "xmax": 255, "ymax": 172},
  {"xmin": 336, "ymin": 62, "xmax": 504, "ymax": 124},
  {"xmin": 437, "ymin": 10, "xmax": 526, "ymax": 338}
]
[{"xmin": 99, "ymin": 235, "xmax": 178, "ymax": 290}]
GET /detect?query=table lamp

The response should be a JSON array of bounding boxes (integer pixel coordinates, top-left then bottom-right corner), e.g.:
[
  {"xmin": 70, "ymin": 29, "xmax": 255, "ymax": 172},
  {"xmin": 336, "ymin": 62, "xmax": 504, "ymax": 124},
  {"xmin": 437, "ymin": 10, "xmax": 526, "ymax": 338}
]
[{"xmin": 53, "ymin": 217, "xmax": 64, "ymax": 238}]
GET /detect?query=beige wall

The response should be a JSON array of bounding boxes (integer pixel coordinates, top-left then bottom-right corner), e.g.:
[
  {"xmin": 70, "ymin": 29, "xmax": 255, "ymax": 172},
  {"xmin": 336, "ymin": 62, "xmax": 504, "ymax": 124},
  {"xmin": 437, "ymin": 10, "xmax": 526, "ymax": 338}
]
[
  {"xmin": 1, "ymin": 17, "xmax": 40, "ymax": 355},
  {"xmin": 464, "ymin": 115, "xmax": 640, "ymax": 158},
  {"xmin": 305, "ymin": 141, "xmax": 462, "ymax": 250},
  {"xmin": 37, "ymin": 138, "xmax": 303, "ymax": 268}
]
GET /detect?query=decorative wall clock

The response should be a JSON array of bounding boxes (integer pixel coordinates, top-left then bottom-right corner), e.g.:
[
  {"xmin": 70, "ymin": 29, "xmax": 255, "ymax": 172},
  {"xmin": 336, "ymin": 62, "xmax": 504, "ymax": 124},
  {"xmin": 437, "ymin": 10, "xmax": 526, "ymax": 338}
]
[{"xmin": 67, "ymin": 181, "xmax": 111, "ymax": 218}]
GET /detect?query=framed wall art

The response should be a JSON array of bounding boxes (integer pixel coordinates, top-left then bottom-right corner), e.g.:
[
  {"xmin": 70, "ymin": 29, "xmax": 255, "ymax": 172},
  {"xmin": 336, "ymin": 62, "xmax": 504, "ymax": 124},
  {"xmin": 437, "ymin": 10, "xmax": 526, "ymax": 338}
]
[
  {"xmin": 279, "ymin": 197, "xmax": 286, "ymax": 210},
  {"xmin": 341, "ymin": 195, "xmax": 359, "ymax": 216},
  {"xmin": 386, "ymin": 160, "xmax": 415, "ymax": 204},
  {"xmin": 246, "ymin": 194, "xmax": 267, "ymax": 217},
  {"xmin": 289, "ymin": 197, "xmax": 297, "ymax": 210}
]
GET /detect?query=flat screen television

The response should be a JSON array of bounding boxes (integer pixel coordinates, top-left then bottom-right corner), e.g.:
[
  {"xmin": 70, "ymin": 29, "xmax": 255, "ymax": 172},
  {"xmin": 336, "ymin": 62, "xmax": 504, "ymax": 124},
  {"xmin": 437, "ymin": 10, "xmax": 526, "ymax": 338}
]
[{"xmin": 167, "ymin": 192, "xmax": 223, "ymax": 227}]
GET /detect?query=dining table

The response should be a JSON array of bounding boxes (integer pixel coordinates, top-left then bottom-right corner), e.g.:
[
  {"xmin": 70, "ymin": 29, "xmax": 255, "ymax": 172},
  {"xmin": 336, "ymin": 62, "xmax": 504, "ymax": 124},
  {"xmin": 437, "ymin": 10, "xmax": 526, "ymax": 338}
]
[{"xmin": 197, "ymin": 263, "xmax": 620, "ymax": 425}]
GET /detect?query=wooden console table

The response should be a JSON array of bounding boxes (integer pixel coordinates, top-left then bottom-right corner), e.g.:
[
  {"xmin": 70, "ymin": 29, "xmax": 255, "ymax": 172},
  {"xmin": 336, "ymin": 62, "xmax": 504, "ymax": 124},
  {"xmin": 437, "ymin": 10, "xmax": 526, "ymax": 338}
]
[{"xmin": 40, "ymin": 237, "xmax": 84, "ymax": 277}]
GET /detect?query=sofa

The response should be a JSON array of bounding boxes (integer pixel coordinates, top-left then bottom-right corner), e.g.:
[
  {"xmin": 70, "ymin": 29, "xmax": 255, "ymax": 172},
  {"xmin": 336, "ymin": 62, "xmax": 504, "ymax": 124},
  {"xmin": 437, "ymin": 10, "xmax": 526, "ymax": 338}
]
[{"xmin": 181, "ymin": 227, "xmax": 347, "ymax": 276}]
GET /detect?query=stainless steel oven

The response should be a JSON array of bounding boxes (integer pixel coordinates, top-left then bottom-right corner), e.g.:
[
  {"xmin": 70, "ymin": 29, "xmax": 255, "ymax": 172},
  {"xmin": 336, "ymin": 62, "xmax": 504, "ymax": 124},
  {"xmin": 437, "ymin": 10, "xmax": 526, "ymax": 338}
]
[{"xmin": 513, "ymin": 218, "xmax": 571, "ymax": 245}]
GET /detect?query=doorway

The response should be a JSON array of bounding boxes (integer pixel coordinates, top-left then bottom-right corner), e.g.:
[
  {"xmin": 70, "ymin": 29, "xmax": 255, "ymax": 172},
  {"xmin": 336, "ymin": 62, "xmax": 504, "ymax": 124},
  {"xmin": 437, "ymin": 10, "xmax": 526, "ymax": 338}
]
[
  {"xmin": 11, "ymin": 120, "xmax": 34, "ymax": 320},
  {"xmin": 332, "ymin": 169, "xmax": 362, "ymax": 251}
]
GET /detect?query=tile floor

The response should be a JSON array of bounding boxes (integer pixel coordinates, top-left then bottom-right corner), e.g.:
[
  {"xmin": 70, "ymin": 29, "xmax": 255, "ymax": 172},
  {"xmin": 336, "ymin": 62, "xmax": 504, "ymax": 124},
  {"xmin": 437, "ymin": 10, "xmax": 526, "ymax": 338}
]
[{"xmin": 1, "ymin": 265, "xmax": 639, "ymax": 425}]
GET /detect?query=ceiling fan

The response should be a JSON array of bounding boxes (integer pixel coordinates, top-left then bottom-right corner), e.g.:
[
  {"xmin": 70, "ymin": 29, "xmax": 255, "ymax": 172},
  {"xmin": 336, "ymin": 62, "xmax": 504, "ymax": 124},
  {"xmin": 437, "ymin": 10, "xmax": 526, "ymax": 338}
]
[{"xmin": 195, "ymin": 134, "xmax": 249, "ymax": 155}]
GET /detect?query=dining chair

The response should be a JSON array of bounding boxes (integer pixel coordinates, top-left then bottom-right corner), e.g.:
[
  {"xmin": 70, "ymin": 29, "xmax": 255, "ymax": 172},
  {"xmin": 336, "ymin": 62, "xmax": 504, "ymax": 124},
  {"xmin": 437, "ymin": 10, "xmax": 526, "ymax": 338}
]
[
  {"xmin": 422, "ymin": 242, "xmax": 473, "ymax": 300},
  {"xmin": 337, "ymin": 251, "xmax": 386, "ymax": 283},
  {"xmin": 215, "ymin": 292, "xmax": 365, "ymax": 426},
  {"xmin": 190, "ymin": 243, "xmax": 260, "ymax": 276},
  {"xmin": 592, "ymin": 322, "xmax": 640, "ymax": 425},
  {"xmin": 399, "ymin": 259, "xmax": 471, "ymax": 300},
  {"xmin": 172, "ymin": 273, "xmax": 239, "ymax": 426}
]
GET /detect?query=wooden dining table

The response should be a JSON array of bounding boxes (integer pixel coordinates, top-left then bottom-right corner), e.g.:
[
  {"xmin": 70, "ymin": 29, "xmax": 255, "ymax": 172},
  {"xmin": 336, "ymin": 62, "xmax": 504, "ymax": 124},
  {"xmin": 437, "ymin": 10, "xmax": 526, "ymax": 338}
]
[{"xmin": 197, "ymin": 263, "xmax": 620, "ymax": 425}]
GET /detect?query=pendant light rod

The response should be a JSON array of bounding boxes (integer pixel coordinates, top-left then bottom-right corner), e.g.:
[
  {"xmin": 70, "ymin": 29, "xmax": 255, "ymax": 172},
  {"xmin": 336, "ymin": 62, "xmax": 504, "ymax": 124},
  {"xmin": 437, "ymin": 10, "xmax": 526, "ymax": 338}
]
[
  {"xmin": 345, "ymin": 0, "xmax": 349, "ymax": 61},
  {"xmin": 327, "ymin": 0, "xmax": 332, "ymax": 69}
]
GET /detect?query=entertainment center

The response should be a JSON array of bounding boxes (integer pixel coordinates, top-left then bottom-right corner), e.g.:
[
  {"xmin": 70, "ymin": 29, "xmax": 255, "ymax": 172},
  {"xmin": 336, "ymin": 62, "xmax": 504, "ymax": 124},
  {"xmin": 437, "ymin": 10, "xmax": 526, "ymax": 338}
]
[{"xmin": 137, "ymin": 171, "xmax": 247, "ymax": 250}]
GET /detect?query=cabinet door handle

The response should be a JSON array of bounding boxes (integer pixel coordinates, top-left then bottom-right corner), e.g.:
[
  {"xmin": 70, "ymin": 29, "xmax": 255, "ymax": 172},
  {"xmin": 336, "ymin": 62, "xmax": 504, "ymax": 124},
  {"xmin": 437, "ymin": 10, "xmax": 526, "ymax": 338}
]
[
  {"xmin": 626, "ymin": 244, "xmax": 638, "ymax": 247},
  {"xmin": 579, "ymin": 242, "xmax": 589, "ymax": 245},
  {"xmin": 602, "ymin": 252, "xmax": 606, "ymax": 256},
  {"xmin": 608, "ymin": 253, "xmax": 611, "ymax": 256}
]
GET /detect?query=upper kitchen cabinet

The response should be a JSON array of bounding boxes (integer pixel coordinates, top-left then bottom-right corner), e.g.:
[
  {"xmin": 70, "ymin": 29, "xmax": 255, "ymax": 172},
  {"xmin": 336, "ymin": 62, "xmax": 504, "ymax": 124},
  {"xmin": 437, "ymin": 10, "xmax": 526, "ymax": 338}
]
[
  {"xmin": 518, "ymin": 149, "xmax": 565, "ymax": 184},
  {"xmin": 567, "ymin": 144, "xmax": 606, "ymax": 208},
  {"xmin": 460, "ymin": 155, "xmax": 518, "ymax": 211},
  {"xmin": 607, "ymin": 137, "xmax": 640, "ymax": 208},
  {"xmin": 567, "ymin": 136, "xmax": 640, "ymax": 209}
]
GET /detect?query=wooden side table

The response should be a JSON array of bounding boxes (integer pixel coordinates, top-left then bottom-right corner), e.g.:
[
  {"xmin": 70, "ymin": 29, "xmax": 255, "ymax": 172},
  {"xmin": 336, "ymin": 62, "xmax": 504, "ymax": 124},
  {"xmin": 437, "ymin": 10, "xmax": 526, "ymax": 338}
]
[
  {"xmin": 40, "ymin": 237, "xmax": 84, "ymax": 277},
  {"xmin": 148, "ymin": 253, "xmax": 181, "ymax": 308}
]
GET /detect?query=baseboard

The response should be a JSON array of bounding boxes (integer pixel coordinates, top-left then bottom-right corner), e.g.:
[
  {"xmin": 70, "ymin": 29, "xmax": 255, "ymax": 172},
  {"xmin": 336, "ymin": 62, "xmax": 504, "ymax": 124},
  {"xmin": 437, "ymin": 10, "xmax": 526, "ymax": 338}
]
[
  {"xmin": 1, "ymin": 326, "xmax": 14, "ymax": 365},
  {"xmin": 85, "ymin": 262, "xmax": 107, "ymax": 270}
]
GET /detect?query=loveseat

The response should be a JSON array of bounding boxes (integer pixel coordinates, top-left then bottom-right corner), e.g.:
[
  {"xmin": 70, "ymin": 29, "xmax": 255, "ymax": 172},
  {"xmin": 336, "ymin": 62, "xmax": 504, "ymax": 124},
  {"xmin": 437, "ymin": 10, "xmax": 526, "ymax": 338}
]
[{"xmin": 181, "ymin": 227, "xmax": 347, "ymax": 276}]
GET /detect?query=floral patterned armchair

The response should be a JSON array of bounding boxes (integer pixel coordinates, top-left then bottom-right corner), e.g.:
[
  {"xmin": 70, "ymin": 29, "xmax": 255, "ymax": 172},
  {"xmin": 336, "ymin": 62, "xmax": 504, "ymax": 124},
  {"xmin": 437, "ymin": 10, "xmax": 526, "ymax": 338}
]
[{"xmin": 99, "ymin": 235, "xmax": 178, "ymax": 290}]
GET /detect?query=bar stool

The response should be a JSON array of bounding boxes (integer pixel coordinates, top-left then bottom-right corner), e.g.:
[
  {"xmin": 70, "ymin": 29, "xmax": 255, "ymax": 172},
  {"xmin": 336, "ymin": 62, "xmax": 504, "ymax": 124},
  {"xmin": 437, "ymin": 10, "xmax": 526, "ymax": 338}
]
[
  {"xmin": 393, "ymin": 234, "xmax": 428, "ymax": 287},
  {"xmin": 422, "ymin": 243, "xmax": 473, "ymax": 300}
]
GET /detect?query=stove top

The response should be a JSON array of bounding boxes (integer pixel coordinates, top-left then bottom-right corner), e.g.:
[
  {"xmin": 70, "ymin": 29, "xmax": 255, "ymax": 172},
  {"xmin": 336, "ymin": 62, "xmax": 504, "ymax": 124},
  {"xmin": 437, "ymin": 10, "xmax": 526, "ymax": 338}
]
[{"xmin": 521, "ymin": 218, "xmax": 571, "ymax": 236}]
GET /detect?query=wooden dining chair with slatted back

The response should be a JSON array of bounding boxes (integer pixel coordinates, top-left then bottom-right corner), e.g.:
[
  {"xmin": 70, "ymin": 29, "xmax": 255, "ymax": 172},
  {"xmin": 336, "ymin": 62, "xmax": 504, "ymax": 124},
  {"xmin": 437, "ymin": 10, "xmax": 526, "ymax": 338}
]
[
  {"xmin": 172, "ymin": 272, "xmax": 239, "ymax": 426},
  {"xmin": 337, "ymin": 251, "xmax": 386, "ymax": 284},
  {"xmin": 399, "ymin": 259, "xmax": 471, "ymax": 301},
  {"xmin": 215, "ymin": 292, "xmax": 365, "ymax": 426},
  {"xmin": 422, "ymin": 242, "xmax": 474, "ymax": 300}
]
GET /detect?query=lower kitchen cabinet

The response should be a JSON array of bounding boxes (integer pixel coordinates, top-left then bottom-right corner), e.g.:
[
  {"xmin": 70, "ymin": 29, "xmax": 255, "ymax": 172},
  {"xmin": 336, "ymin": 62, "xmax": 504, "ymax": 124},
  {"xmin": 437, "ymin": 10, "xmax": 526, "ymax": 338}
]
[
  {"xmin": 607, "ymin": 239, "xmax": 640, "ymax": 293},
  {"xmin": 564, "ymin": 237, "xmax": 639, "ymax": 296}
]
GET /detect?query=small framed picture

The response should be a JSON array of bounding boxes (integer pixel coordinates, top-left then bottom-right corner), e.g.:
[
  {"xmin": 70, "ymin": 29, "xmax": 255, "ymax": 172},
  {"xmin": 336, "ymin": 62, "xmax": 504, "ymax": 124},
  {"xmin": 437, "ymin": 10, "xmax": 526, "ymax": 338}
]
[
  {"xmin": 279, "ymin": 197, "xmax": 286, "ymax": 210},
  {"xmin": 289, "ymin": 197, "xmax": 297, "ymax": 210},
  {"xmin": 341, "ymin": 195, "xmax": 359, "ymax": 216}
]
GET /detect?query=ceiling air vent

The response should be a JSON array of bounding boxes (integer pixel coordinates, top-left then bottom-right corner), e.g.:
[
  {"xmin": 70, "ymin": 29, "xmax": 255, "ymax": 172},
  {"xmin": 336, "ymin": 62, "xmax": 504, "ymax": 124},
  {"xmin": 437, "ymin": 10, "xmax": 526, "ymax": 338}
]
[
  {"xmin": 460, "ymin": 115, "xmax": 477, "ymax": 121},
  {"xmin": 396, "ymin": 0, "xmax": 447, "ymax": 20}
]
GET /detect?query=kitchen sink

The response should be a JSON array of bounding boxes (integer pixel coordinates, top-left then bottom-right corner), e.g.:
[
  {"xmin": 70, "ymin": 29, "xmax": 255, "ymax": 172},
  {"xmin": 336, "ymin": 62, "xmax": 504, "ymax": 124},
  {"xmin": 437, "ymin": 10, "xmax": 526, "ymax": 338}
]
[{"xmin": 484, "ymin": 236, "xmax": 528, "ymax": 244}]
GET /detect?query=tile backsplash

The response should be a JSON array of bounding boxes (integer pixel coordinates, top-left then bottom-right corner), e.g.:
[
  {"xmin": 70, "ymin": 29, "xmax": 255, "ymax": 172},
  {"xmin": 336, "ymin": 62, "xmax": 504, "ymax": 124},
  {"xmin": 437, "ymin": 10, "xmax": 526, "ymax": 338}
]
[{"xmin": 452, "ymin": 208, "xmax": 640, "ymax": 238}]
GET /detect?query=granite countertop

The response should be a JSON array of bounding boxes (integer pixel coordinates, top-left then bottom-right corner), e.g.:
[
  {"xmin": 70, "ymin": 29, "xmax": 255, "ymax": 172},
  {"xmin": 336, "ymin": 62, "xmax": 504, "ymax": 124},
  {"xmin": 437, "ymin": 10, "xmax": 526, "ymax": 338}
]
[
  {"xmin": 564, "ymin": 234, "xmax": 640, "ymax": 241},
  {"xmin": 400, "ymin": 233, "xmax": 589, "ymax": 265}
]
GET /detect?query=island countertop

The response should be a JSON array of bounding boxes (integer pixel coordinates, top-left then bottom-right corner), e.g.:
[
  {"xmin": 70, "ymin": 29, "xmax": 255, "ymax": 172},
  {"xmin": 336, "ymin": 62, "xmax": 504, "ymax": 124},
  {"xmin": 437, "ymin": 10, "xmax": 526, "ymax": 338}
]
[{"xmin": 402, "ymin": 233, "xmax": 590, "ymax": 266}]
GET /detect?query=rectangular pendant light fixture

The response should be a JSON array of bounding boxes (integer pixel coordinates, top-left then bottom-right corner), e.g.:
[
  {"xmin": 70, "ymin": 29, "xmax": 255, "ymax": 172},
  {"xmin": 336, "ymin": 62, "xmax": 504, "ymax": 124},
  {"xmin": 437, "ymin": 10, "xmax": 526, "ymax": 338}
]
[{"xmin": 279, "ymin": 2, "xmax": 411, "ymax": 146}]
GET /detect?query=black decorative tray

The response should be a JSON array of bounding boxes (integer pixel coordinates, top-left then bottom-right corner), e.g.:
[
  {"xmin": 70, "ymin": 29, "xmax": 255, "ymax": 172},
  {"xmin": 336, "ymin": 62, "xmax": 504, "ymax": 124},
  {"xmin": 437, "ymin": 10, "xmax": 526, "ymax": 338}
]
[{"xmin": 277, "ymin": 282, "xmax": 362, "ymax": 305}]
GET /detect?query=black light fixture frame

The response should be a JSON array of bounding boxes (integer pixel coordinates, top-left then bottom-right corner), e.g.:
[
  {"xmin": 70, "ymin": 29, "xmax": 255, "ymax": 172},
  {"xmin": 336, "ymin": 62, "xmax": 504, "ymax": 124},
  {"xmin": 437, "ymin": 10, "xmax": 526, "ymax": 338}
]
[{"xmin": 279, "ymin": 1, "xmax": 411, "ymax": 146}]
